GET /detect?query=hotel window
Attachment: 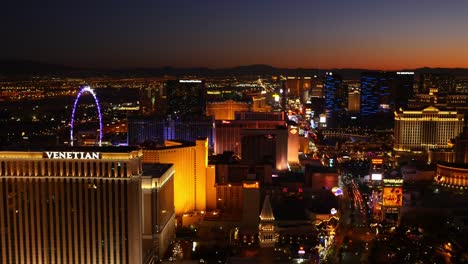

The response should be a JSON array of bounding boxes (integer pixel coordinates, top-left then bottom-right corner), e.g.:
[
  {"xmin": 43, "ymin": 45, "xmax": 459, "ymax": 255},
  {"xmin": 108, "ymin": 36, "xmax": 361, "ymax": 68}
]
[
  {"xmin": 111, "ymin": 162, "xmax": 115, "ymax": 177},
  {"xmin": 51, "ymin": 161, "xmax": 55, "ymax": 175},
  {"xmin": 86, "ymin": 162, "xmax": 91, "ymax": 176},
  {"xmin": 92, "ymin": 162, "xmax": 96, "ymax": 176},
  {"xmin": 82, "ymin": 162, "xmax": 87, "ymax": 176},
  {"xmin": 75, "ymin": 162, "xmax": 79, "ymax": 176},
  {"xmin": 104, "ymin": 162, "xmax": 108, "ymax": 176},
  {"xmin": 117, "ymin": 162, "xmax": 122, "ymax": 177}
]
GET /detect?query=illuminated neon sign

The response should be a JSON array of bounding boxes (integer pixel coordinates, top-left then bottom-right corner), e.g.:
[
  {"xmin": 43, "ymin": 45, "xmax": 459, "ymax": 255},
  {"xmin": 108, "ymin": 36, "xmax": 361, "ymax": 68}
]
[
  {"xmin": 44, "ymin": 151, "xmax": 101, "ymax": 160},
  {"xmin": 396, "ymin": 72, "xmax": 414, "ymax": 75},
  {"xmin": 383, "ymin": 178, "xmax": 403, "ymax": 186},
  {"xmin": 179, "ymin": 80, "xmax": 202, "ymax": 83}
]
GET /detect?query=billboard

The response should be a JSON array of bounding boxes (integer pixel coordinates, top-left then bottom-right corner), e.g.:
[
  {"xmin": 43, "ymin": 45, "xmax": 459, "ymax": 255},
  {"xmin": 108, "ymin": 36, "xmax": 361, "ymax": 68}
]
[
  {"xmin": 383, "ymin": 178, "xmax": 403, "ymax": 187},
  {"xmin": 382, "ymin": 187, "xmax": 403, "ymax": 207},
  {"xmin": 371, "ymin": 173, "xmax": 382, "ymax": 181}
]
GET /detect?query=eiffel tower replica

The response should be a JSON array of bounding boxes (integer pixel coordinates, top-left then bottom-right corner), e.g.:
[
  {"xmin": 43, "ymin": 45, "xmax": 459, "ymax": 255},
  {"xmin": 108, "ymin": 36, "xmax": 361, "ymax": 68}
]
[{"xmin": 258, "ymin": 195, "xmax": 277, "ymax": 247}]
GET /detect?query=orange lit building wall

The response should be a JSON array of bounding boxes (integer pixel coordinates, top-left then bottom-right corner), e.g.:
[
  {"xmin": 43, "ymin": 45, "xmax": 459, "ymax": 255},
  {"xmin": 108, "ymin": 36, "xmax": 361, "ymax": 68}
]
[
  {"xmin": 206, "ymin": 165, "xmax": 217, "ymax": 210},
  {"xmin": 348, "ymin": 91, "xmax": 360, "ymax": 112},
  {"xmin": 142, "ymin": 139, "xmax": 208, "ymax": 214},
  {"xmin": 436, "ymin": 164, "xmax": 468, "ymax": 188},
  {"xmin": 206, "ymin": 100, "xmax": 249, "ymax": 120},
  {"xmin": 251, "ymin": 96, "xmax": 273, "ymax": 112},
  {"xmin": 141, "ymin": 164, "xmax": 175, "ymax": 259},
  {"xmin": 288, "ymin": 127, "xmax": 300, "ymax": 164},
  {"xmin": 286, "ymin": 77, "xmax": 312, "ymax": 97}
]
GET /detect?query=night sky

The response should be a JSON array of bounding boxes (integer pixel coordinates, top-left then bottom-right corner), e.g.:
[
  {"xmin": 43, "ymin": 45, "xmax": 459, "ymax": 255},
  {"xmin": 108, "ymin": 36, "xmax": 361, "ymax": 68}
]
[{"xmin": 2, "ymin": 0, "xmax": 468, "ymax": 69}]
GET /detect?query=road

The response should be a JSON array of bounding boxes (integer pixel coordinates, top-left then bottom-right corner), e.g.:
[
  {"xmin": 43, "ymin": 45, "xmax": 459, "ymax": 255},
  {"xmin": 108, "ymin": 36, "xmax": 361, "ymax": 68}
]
[{"xmin": 328, "ymin": 177, "xmax": 374, "ymax": 263}]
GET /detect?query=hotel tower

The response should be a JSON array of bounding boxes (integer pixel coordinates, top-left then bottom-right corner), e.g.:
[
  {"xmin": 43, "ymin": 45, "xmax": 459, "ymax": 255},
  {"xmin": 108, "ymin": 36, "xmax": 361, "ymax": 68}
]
[
  {"xmin": 394, "ymin": 106, "xmax": 464, "ymax": 151},
  {"xmin": 0, "ymin": 147, "xmax": 175, "ymax": 263}
]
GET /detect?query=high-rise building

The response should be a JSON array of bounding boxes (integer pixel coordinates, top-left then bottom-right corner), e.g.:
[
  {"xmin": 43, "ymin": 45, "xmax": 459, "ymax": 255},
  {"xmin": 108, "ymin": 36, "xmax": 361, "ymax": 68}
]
[
  {"xmin": 348, "ymin": 91, "xmax": 361, "ymax": 113},
  {"xmin": 407, "ymin": 93, "xmax": 468, "ymax": 112},
  {"xmin": 360, "ymin": 72, "xmax": 392, "ymax": 116},
  {"xmin": 166, "ymin": 80, "xmax": 206, "ymax": 120},
  {"xmin": 206, "ymin": 100, "xmax": 249, "ymax": 120},
  {"xmin": 394, "ymin": 106, "xmax": 464, "ymax": 151},
  {"xmin": 324, "ymin": 72, "xmax": 346, "ymax": 123},
  {"xmin": 214, "ymin": 113, "xmax": 285, "ymax": 157},
  {"xmin": 393, "ymin": 72, "xmax": 415, "ymax": 110},
  {"xmin": 141, "ymin": 139, "xmax": 208, "ymax": 215},
  {"xmin": 170, "ymin": 118, "xmax": 214, "ymax": 147},
  {"xmin": 311, "ymin": 81, "xmax": 325, "ymax": 98},
  {"xmin": 0, "ymin": 147, "xmax": 175, "ymax": 263},
  {"xmin": 421, "ymin": 73, "xmax": 456, "ymax": 94},
  {"xmin": 360, "ymin": 71, "xmax": 414, "ymax": 116},
  {"xmin": 285, "ymin": 77, "xmax": 312, "ymax": 98},
  {"xmin": 138, "ymin": 82, "xmax": 167, "ymax": 115},
  {"xmin": 127, "ymin": 116, "xmax": 166, "ymax": 145},
  {"xmin": 141, "ymin": 164, "xmax": 176, "ymax": 260},
  {"xmin": 234, "ymin": 111, "xmax": 284, "ymax": 121},
  {"xmin": 241, "ymin": 181, "xmax": 260, "ymax": 229},
  {"xmin": 213, "ymin": 163, "xmax": 272, "ymax": 212},
  {"xmin": 241, "ymin": 128, "xmax": 289, "ymax": 171},
  {"xmin": 127, "ymin": 116, "xmax": 214, "ymax": 147}
]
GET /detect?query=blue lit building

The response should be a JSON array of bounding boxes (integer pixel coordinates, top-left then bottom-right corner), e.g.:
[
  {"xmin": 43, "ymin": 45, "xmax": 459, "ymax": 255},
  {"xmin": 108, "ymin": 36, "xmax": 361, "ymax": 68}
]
[
  {"xmin": 360, "ymin": 72, "xmax": 414, "ymax": 116},
  {"xmin": 324, "ymin": 72, "xmax": 346, "ymax": 124},
  {"xmin": 360, "ymin": 72, "xmax": 392, "ymax": 116},
  {"xmin": 127, "ymin": 116, "xmax": 214, "ymax": 147}
]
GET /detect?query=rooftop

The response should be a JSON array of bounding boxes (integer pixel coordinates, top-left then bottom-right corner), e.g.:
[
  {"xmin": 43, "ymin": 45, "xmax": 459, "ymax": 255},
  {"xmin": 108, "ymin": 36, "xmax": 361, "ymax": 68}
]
[
  {"xmin": 259, "ymin": 195, "xmax": 275, "ymax": 221},
  {"xmin": 0, "ymin": 145, "xmax": 138, "ymax": 153},
  {"xmin": 142, "ymin": 163, "xmax": 173, "ymax": 178}
]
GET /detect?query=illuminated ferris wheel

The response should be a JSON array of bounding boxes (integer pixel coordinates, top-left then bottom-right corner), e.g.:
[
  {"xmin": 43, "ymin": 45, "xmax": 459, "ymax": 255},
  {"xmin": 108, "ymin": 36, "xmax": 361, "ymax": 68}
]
[{"xmin": 70, "ymin": 85, "xmax": 103, "ymax": 147}]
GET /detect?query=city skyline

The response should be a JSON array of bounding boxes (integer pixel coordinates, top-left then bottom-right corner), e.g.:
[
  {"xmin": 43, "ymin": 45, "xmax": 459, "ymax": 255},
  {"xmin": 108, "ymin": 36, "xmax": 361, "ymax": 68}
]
[{"xmin": 2, "ymin": 0, "xmax": 468, "ymax": 69}]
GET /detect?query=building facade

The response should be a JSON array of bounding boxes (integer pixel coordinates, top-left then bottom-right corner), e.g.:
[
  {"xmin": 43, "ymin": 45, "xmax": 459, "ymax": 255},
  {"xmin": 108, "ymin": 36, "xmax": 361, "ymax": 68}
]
[
  {"xmin": 0, "ymin": 148, "xmax": 174, "ymax": 264},
  {"xmin": 241, "ymin": 128, "xmax": 288, "ymax": 171},
  {"xmin": 127, "ymin": 116, "xmax": 214, "ymax": 147},
  {"xmin": 214, "ymin": 163, "xmax": 272, "ymax": 212},
  {"xmin": 206, "ymin": 100, "xmax": 249, "ymax": 120},
  {"xmin": 285, "ymin": 77, "xmax": 312, "ymax": 98},
  {"xmin": 141, "ymin": 139, "xmax": 208, "ymax": 215},
  {"xmin": 165, "ymin": 79, "xmax": 206, "ymax": 120},
  {"xmin": 360, "ymin": 72, "xmax": 391, "ymax": 116},
  {"xmin": 348, "ymin": 91, "xmax": 360, "ymax": 113},
  {"xmin": 324, "ymin": 72, "xmax": 346, "ymax": 125},
  {"xmin": 394, "ymin": 106, "xmax": 464, "ymax": 151},
  {"xmin": 141, "ymin": 164, "xmax": 175, "ymax": 261},
  {"xmin": 435, "ymin": 163, "xmax": 468, "ymax": 189},
  {"xmin": 214, "ymin": 119, "xmax": 285, "ymax": 158}
]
